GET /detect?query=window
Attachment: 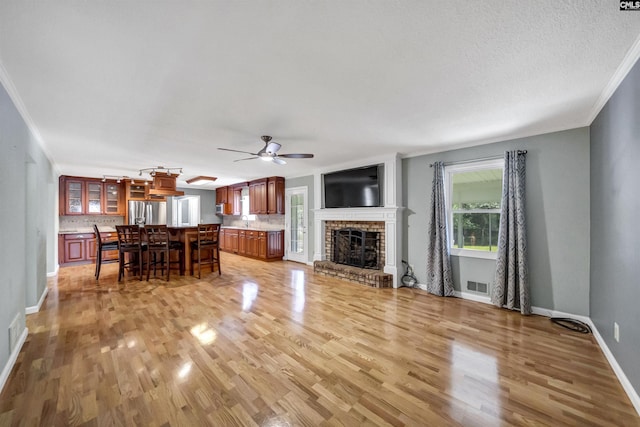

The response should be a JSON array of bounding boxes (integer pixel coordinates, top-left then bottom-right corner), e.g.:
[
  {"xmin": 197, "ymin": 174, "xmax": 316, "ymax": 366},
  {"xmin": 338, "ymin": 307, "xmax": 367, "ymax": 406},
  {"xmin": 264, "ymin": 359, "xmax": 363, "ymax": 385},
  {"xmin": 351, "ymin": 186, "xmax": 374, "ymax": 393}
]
[{"xmin": 445, "ymin": 159, "xmax": 503, "ymax": 259}]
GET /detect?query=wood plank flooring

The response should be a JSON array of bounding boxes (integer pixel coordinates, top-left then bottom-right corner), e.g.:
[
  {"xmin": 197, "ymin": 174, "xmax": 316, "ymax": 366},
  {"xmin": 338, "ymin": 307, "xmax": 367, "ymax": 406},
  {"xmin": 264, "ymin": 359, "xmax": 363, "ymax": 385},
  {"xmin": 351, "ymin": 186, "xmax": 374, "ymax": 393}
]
[{"xmin": 0, "ymin": 253, "xmax": 638, "ymax": 426}]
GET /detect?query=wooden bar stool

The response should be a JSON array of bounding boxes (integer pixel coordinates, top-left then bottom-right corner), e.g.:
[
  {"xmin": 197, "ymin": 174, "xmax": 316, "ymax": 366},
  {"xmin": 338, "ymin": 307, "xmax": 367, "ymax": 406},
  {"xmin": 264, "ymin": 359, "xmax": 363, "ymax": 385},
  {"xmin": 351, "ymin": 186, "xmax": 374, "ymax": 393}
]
[
  {"xmin": 115, "ymin": 225, "xmax": 146, "ymax": 282},
  {"xmin": 94, "ymin": 224, "xmax": 118, "ymax": 280},
  {"xmin": 190, "ymin": 224, "xmax": 221, "ymax": 279},
  {"xmin": 144, "ymin": 225, "xmax": 184, "ymax": 281}
]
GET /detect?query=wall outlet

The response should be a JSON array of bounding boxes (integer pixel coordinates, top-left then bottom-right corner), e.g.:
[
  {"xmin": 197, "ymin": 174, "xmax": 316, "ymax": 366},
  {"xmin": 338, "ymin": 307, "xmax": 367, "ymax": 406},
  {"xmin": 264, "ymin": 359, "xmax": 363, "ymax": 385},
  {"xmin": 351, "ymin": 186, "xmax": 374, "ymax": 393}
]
[{"xmin": 614, "ymin": 322, "xmax": 620, "ymax": 342}]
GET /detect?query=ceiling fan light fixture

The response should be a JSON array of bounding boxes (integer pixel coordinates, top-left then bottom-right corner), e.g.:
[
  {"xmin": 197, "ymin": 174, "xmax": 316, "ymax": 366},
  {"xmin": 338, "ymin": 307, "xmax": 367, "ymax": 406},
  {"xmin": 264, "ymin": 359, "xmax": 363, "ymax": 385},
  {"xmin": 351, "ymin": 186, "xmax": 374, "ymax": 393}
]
[{"xmin": 260, "ymin": 156, "xmax": 273, "ymax": 162}]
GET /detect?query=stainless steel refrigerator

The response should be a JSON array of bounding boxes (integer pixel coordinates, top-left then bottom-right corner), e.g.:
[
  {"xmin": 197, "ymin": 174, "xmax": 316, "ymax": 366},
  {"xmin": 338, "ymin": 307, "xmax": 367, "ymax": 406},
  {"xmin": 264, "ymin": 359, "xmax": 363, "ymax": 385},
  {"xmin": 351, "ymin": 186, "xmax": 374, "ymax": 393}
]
[{"xmin": 128, "ymin": 201, "xmax": 167, "ymax": 225}]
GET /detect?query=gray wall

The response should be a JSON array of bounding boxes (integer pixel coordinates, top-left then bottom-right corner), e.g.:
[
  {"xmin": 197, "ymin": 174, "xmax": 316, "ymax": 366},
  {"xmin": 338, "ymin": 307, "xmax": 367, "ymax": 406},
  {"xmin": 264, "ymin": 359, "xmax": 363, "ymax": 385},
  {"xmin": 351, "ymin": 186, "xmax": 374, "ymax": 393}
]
[
  {"xmin": 0, "ymin": 81, "xmax": 55, "ymax": 380},
  {"xmin": 170, "ymin": 188, "xmax": 221, "ymax": 225},
  {"xmin": 285, "ymin": 175, "xmax": 315, "ymax": 263},
  {"xmin": 590, "ymin": 59, "xmax": 640, "ymax": 392},
  {"xmin": 403, "ymin": 127, "xmax": 591, "ymax": 315}
]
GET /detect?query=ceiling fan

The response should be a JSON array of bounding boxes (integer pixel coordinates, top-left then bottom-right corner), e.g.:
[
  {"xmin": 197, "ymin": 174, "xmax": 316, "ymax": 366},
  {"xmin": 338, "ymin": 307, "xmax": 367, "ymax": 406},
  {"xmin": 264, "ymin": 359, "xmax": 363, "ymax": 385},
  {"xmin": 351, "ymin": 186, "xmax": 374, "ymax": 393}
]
[{"xmin": 218, "ymin": 135, "xmax": 314, "ymax": 165}]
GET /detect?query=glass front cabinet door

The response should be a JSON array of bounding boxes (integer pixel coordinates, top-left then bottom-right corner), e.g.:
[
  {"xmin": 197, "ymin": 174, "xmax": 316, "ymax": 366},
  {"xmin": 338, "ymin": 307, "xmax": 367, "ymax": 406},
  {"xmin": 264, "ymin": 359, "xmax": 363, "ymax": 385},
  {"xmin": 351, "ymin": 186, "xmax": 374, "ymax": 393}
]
[{"xmin": 86, "ymin": 181, "xmax": 103, "ymax": 214}]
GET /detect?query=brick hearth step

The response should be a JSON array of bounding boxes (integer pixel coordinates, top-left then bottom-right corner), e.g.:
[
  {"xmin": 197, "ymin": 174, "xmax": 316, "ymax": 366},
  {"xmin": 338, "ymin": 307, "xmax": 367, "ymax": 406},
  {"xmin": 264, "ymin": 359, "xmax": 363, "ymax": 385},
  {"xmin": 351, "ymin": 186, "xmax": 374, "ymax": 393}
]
[{"xmin": 313, "ymin": 260, "xmax": 393, "ymax": 288}]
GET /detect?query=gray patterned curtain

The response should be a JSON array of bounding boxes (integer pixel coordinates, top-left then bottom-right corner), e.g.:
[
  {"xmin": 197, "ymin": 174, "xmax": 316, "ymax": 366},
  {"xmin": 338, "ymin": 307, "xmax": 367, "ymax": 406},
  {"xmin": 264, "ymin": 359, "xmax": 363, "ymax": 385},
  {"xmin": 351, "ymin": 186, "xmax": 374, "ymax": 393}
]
[
  {"xmin": 427, "ymin": 161, "xmax": 454, "ymax": 296},
  {"xmin": 492, "ymin": 150, "xmax": 530, "ymax": 314}
]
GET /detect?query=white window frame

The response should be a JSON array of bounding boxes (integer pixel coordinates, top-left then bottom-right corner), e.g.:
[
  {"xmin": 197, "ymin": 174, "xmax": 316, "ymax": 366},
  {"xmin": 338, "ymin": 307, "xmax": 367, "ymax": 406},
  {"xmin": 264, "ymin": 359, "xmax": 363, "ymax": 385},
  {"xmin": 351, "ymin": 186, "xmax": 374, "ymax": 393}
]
[{"xmin": 445, "ymin": 158, "xmax": 503, "ymax": 260}]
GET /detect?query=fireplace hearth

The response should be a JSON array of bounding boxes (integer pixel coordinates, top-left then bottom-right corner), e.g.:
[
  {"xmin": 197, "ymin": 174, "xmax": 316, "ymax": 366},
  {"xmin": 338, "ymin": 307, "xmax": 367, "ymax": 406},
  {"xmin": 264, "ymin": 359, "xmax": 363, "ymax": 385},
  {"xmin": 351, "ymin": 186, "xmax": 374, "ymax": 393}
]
[{"xmin": 331, "ymin": 228, "xmax": 380, "ymax": 269}]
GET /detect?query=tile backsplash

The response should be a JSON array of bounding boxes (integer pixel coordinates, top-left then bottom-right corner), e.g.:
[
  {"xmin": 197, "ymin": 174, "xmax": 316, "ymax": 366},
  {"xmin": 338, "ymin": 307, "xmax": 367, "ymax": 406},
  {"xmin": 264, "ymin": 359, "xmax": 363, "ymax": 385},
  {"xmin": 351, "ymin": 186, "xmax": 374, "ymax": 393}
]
[
  {"xmin": 223, "ymin": 214, "xmax": 285, "ymax": 230},
  {"xmin": 59, "ymin": 215, "xmax": 125, "ymax": 231}
]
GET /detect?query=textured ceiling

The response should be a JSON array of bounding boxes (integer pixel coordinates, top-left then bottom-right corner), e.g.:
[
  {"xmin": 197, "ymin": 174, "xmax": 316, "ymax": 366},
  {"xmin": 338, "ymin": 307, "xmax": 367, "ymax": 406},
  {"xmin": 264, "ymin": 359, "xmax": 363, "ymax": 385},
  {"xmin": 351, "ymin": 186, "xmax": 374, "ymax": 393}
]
[{"xmin": 1, "ymin": 1, "xmax": 640, "ymax": 187}]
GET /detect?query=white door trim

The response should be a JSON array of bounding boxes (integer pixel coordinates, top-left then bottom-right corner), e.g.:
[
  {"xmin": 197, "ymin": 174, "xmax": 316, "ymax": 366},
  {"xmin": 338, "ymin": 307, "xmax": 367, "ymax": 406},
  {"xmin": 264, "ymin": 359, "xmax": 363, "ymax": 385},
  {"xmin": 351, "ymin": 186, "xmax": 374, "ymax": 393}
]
[{"xmin": 284, "ymin": 186, "xmax": 308, "ymax": 264}]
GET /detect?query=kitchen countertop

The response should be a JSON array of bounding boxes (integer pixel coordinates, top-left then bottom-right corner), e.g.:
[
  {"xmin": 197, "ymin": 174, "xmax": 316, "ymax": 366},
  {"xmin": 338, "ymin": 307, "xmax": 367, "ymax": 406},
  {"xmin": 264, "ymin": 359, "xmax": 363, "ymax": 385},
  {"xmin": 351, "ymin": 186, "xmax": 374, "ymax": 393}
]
[
  {"xmin": 221, "ymin": 226, "xmax": 284, "ymax": 231},
  {"xmin": 59, "ymin": 226, "xmax": 117, "ymax": 234},
  {"xmin": 59, "ymin": 225, "xmax": 284, "ymax": 234}
]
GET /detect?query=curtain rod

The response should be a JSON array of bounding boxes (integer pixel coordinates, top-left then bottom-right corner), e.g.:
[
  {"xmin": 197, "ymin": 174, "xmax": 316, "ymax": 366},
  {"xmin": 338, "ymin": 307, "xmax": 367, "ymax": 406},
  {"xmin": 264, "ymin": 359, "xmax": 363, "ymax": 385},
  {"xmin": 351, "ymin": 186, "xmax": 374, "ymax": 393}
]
[{"xmin": 429, "ymin": 150, "xmax": 527, "ymax": 167}]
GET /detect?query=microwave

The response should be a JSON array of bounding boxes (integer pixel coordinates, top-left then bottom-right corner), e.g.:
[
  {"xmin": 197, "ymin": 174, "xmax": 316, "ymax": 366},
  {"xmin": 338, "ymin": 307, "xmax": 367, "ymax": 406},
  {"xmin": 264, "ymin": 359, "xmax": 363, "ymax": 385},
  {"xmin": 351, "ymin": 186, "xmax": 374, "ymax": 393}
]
[{"xmin": 215, "ymin": 203, "xmax": 225, "ymax": 214}]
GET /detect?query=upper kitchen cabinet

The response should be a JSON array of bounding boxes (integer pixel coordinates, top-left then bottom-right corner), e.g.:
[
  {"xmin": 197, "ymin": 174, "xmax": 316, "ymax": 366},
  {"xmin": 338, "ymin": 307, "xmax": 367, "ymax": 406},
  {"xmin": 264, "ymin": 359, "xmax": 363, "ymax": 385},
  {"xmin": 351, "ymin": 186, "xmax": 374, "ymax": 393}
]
[
  {"xmin": 59, "ymin": 176, "xmax": 124, "ymax": 215},
  {"xmin": 267, "ymin": 176, "xmax": 285, "ymax": 214},
  {"xmin": 249, "ymin": 178, "xmax": 268, "ymax": 214},
  {"xmin": 215, "ymin": 186, "xmax": 233, "ymax": 215},
  {"xmin": 216, "ymin": 186, "xmax": 228, "ymax": 205},
  {"xmin": 249, "ymin": 176, "xmax": 284, "ymax": 215},
  {"xmin": 126, "ymin": 180, "xmax": 166, "ymax": 201}
]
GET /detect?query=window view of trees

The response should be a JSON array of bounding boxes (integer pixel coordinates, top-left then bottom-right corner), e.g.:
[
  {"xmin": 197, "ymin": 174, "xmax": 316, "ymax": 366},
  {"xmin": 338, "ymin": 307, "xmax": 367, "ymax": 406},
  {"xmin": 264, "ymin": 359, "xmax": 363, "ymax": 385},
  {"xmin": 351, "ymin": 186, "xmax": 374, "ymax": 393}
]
[
  {"xmin": 447, "ymin": 165, "xmax": 503, "ymax": 254},
  {"xmin": 452, "ymin": 205, "xmax": 500, "ymax": 251}
]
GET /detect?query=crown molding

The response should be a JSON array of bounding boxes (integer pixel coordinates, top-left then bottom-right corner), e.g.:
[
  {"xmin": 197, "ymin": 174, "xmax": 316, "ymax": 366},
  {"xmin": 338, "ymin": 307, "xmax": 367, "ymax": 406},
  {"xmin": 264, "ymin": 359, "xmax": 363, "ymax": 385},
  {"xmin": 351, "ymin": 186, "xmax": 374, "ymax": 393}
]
[{"xmin": 587, "ymin": 33, "xmax": 640, "ymax": 125}]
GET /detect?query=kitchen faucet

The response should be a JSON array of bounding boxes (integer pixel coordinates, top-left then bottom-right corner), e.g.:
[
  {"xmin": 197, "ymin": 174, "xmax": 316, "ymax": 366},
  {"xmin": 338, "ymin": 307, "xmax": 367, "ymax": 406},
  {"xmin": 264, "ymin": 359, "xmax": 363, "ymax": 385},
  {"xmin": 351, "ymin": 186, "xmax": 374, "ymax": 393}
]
[{"xmin": 241, "ymin": 215, "xmax": 249, "ymax": 228}]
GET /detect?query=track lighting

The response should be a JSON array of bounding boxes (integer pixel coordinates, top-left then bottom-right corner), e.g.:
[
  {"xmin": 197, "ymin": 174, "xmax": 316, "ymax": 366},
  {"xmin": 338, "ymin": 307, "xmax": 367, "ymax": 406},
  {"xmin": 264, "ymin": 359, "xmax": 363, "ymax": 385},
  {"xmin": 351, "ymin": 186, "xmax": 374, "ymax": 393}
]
[{"xmin": 138, "ymin": 166, "xmax": 182, "ymax": 178}]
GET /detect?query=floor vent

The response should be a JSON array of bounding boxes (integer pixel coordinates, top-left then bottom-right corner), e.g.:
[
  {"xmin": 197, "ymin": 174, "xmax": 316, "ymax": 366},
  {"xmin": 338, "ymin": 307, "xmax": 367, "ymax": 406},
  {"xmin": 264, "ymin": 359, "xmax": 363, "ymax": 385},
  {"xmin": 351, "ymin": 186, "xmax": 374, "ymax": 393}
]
[{"xmin": 467, "ymin": 281, "xmax": 488, "ymax": 294}]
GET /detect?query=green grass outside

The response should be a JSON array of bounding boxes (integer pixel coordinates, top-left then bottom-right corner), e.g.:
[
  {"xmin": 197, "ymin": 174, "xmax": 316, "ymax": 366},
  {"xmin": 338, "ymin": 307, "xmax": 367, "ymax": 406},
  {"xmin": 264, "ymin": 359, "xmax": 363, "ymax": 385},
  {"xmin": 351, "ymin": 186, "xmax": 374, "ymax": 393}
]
[{"xmin": 453, "ymin": 245, "xmax": 498, "ymax": 252}]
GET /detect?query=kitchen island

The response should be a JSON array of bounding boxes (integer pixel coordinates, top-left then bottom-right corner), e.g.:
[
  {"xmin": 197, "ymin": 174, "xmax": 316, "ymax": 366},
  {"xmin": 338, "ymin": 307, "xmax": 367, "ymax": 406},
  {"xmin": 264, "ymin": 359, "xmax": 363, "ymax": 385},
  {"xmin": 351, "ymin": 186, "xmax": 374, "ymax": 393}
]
[{"xmin": 59, "ymin": 225, "xmax": 209, "ymax": 275}]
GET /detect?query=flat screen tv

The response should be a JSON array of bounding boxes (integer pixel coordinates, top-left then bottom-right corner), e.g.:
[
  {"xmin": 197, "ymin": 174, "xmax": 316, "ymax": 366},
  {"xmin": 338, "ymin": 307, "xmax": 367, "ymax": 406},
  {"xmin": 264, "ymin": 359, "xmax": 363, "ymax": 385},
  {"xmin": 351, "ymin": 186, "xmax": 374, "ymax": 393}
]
[{"xmin": 323, "ymin": 164, "xmax": 383, "ymax": 208}]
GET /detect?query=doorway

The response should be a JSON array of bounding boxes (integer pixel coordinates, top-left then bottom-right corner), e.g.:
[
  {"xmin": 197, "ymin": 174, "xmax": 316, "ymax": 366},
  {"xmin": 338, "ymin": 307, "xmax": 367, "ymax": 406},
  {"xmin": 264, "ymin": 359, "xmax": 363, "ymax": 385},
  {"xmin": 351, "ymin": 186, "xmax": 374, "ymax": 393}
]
[{"xmin": 285, "ymin": 186, "xmax": 308, "ymax": 264}]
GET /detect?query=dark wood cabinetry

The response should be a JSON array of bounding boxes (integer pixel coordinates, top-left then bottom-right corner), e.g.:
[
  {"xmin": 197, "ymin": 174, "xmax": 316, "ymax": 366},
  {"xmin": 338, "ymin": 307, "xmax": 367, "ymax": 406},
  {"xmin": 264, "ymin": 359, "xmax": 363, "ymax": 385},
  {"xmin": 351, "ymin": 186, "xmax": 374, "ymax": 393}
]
[
  {"xmin": 60, "ymin": 176, "xmax": 124, "ymax": 215},
  {"xmin": 216, "ymin": 186, "xmax": 228, "ymax": 205},
  {"xmin": 217, "ymin": 177, "xmax": 283, "ymax": 216},
  {"xmin": 125, "ymin": 180, "xmax": 166, "ymax": 202},
  {"xmin": 249, "ymin": 178, "xmax": 268, "ymax": 214},
  {"xmin": 58, "ymin": 231, "xmax": 118, "ymax": 266},
  {"xmin": 222, "ymin": 228, "xmax": 239, "ymax": 253},
  {"xmin": 220, "ymin": 228, "xmax": 283, "ymax": 261},
  {"xmin": 267, "ymin": 176, "xmax": 285, "ymax": 214}
]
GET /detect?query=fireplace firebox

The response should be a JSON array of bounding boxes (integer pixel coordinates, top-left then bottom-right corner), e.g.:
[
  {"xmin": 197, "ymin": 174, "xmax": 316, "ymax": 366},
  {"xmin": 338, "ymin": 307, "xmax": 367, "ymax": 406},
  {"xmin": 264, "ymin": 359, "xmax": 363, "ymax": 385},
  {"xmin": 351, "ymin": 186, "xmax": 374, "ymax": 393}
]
[{"xmin": 331, "ymin": 228, "xmax": 380, "ymax": 269}]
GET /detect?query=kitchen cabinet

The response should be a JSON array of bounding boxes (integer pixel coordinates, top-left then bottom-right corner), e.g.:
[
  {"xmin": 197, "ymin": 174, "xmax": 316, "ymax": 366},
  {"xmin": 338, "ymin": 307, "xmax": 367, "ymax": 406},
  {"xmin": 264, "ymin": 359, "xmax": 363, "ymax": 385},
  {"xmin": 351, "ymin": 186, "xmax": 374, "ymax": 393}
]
[
  {"xmin": 267, "ymin": 176, "xmax": 285, "ymax": 214},
  {"xmin": 62, "ymin": 178, "xmax": 84, "ymax": 214},
  {"xmin": 266, "ymin": 231, "xmax": 284, "ymax": 258},
  {"xmin": 238, "ymin": 230, "xmax": 247, "ymax": 255},
  {"xmin": 104, "ymin": 183, "xmax": 123, "ymax": 214},
  {"xmin": 60, "ymin": 176, "xmax": 124, "ymax": 215},
  {"xmin": 248, "ymin": 176, "xmax": 284, "ymax": 215},
  {"xmin": 245, "ymin": 230, "xmax": 259, "ymax": 257},
  {"xmin": 216, "ymin": 186, "xmax": 228, "ymax": 205},
  {"xmin": 125, "ymin": 180, "xmax": 166, "ymax": 201},
  {"xmin": 223, "ymin": 228, "xmax": 239, "ymax": 253},
  {"xmin": 219, "ymin": 228, "xmax": 283, "ymax": 261},
  {"xmin": 215, "ymin": 186, "xmax": 233, "ymax": 215},
  {"xmin": 258, "ymin": 232, "xmax": 267, "ymax": 259},
  {"xmin": 58, "ymin": 231, "xmax": 118, "ymax": 266},
  {"xmin": 249, "ymin": 178, "xmax": 268, "ymax": 214}
]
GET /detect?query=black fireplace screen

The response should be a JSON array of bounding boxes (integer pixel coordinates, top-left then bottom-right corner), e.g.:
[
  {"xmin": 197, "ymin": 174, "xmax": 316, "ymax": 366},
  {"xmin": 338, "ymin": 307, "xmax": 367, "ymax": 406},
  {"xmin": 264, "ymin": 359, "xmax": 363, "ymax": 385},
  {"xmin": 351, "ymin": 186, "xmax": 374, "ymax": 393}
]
[{"xmin": 331, "ymin": 228, "xmax": 380, "ymax": 269}]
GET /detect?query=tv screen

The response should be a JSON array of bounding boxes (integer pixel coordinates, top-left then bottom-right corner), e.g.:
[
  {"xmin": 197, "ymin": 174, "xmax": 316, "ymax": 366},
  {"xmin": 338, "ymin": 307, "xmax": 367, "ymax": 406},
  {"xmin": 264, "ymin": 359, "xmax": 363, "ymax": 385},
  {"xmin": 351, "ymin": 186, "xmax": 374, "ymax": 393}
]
[{"xmin": 323, "ymin": 165, "xmax": 383, "ymax": 208}]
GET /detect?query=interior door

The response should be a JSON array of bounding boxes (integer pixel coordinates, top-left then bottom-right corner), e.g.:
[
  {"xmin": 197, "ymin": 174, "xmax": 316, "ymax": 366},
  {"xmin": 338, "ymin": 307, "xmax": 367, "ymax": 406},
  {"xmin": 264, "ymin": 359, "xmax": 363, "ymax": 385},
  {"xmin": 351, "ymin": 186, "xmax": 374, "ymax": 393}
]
[{"xmin": 285, "ymin": 187, "xmax": 308, "ymax": 264}]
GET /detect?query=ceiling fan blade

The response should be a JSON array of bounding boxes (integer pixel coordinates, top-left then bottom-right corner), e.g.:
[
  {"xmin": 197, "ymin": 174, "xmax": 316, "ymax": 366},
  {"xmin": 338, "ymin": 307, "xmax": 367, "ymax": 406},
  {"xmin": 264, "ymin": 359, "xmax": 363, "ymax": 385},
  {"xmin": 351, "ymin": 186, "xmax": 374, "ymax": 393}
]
[
  {"xmin": 265, "ymin": 142, "xmax": 281, "ymax": 154},
  {"xmin": 272, "ymin": 157, "xmax": 287, "ymax": 165},
  {"xmin": 218, "ymin": 147, "xmax": 258, "ymax": 156},
  {"xmin": 278, "ymin": 153, "xmax": 314, "ymax": 159},
  {"xmin": 233, "ymin": 157, "xmax": 258, "ymax": 162}
]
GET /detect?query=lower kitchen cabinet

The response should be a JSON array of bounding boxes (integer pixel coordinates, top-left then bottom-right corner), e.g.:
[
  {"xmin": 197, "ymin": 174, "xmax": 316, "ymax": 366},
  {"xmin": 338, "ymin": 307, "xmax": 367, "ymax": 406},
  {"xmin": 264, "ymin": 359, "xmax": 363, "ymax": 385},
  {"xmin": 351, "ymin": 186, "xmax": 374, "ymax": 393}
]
[
  {"xmin": 220, "ymin": 228, "xmax": 283, "ymax": 261},
  {"xmin": 59, "ymin": 232, "xmax": 118, "ymax": 266}
]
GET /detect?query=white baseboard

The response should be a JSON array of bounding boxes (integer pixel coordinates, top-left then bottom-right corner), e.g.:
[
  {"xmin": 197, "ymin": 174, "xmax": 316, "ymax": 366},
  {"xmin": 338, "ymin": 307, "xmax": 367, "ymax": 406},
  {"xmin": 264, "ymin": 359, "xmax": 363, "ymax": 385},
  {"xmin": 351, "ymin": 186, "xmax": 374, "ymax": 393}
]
[
  {"xmin": 46, "ymin": 265, "xmax": 59, "ymax": 277},
  {"xmin": 25, "ymin": 287, "xmax": 48, "ymax": 315},
  {"xmin": 0, "ymin": 327, "xmax": 28, "ymax": 395},
  {"xmin": 454, "ymin": 290, "xmax": 491, "ymax": 304},
  {"xmin": 588, "ymin": 319, "xmax": 640, "ymax": 416}
]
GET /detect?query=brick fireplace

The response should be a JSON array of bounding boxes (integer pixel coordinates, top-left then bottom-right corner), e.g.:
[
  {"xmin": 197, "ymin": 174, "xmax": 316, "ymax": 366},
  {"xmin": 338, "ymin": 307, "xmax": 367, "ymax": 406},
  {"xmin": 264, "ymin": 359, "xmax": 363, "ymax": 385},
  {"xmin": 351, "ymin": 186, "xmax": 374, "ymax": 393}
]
[
  {"xmin": 325, "ymin": 221, "xmax": 385, "ymax": 268},
  {"xmin": 312, "ymin": 155, "xmax": 403, "ymax": 287}
]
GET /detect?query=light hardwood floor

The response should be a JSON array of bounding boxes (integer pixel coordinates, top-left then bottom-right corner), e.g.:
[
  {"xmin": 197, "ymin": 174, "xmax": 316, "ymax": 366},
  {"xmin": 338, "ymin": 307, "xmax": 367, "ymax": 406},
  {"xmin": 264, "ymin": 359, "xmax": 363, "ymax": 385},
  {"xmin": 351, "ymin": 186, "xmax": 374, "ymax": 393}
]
[{"xmin": 0, "ymin": 253, "xmax": 638, "ymax": 426}]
